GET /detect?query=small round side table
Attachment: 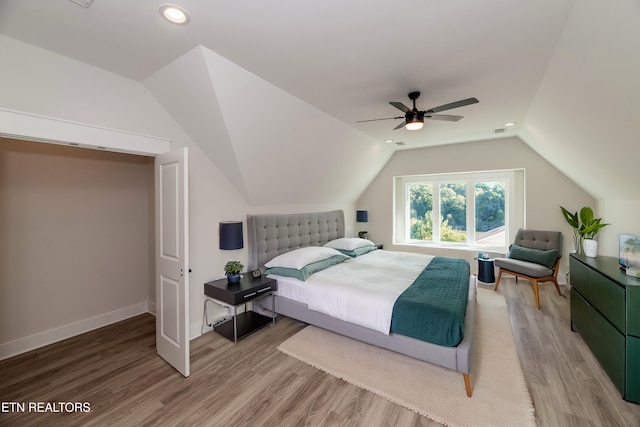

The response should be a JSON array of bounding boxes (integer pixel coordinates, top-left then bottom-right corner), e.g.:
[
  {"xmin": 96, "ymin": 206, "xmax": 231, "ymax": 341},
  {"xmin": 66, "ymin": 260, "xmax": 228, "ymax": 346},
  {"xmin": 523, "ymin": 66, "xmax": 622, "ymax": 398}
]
[{"xmin": 478, "ymin": 258, "xmax": 496, "ymax": 284}]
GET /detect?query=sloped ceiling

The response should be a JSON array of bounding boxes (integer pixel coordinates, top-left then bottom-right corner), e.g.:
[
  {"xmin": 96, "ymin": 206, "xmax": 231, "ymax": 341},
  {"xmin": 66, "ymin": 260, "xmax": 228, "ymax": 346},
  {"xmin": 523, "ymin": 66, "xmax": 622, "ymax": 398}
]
[
  {"xmin": 0, "ymin": 0, "xmax": 639, "ymax": 204},
  {"xmin": 143, "ymin": 45, "xmax": 392, "ymax": 204},
  {"xmin": 142, "ymin": 46, "xmax": 249, "ymax": 199},
  {"xmin": 521, "ymin": 0, "xmax": 640, "ymax": 201}
]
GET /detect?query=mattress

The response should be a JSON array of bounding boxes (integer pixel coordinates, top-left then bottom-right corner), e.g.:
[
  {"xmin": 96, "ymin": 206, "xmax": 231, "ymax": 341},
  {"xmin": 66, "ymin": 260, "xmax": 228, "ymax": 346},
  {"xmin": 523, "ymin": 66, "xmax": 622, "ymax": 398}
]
[
  {"xmin": 268, "ymin": 249, "xmax": 435, "ymax": 334},
  {"xmin": 270, "ymin": 273, "xmax": 315, "ymax": 305}
]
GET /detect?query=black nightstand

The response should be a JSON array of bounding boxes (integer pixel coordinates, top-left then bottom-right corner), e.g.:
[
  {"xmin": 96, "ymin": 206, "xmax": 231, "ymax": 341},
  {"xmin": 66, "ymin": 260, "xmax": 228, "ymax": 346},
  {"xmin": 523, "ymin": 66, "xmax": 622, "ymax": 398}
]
[{"xmin": 204, "ymin": 275, "xmax": 277, "ymax": 342}]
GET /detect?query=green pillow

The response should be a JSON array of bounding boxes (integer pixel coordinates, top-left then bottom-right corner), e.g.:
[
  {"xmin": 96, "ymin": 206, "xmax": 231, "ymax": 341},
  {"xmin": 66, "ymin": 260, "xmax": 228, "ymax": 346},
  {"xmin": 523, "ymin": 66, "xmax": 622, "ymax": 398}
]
[
  {"xmin": 508, "ymin": 245, "xmax": 559, "ymax": 269},
  {"xmin": 265, "ymin": 254, "xmax": 349, "ymax": 281},
  {"xmin": 336, "ymin": 245, "xmax": 378, "ymax": 258}
]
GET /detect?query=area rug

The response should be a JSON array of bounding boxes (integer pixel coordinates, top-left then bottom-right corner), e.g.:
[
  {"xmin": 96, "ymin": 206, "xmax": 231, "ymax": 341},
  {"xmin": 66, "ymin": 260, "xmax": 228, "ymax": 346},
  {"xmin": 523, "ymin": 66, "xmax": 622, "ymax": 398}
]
[{"xmin": 278, "ymin": 288, "xmax": 535, "ymax": 427}]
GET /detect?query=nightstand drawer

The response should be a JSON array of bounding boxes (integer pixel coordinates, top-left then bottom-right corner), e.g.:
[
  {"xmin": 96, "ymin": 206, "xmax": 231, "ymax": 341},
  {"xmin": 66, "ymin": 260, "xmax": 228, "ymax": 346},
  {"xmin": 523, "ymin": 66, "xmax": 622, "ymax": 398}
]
[
  {"xmin": 204, "ymin": 276, "xmax": 277, "ymax": 305},
  {"xmin": 233, "ymin": 283, "xmax": 275, "ymax": 304}
]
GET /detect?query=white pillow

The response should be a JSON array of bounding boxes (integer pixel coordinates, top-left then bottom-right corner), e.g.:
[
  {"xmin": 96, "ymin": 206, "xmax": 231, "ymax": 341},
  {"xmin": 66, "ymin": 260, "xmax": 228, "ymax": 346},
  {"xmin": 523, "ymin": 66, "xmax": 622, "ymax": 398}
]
[
  {"xmin": 264, "ymin": 246, "xmax": 344, "ymax": 269},
  {"xmin": 324, "ymin": 237, "xmax": 375, "ymax": 251}
]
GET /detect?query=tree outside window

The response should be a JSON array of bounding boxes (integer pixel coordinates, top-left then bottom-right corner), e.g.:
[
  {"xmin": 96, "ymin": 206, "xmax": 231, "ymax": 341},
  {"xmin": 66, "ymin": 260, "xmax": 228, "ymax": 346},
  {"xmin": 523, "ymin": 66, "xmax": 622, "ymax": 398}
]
[{"xmin": 407, "ymin": 180, "xmax": 505, "ymax": 246}]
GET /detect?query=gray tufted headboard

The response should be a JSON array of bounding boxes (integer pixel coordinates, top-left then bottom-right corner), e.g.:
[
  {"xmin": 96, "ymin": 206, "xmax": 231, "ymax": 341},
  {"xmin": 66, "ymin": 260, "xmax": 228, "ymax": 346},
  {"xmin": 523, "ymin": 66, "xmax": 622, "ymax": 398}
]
[{"xmin": 247, "ymin": 210, "xmax": 345, "ymax": 271}]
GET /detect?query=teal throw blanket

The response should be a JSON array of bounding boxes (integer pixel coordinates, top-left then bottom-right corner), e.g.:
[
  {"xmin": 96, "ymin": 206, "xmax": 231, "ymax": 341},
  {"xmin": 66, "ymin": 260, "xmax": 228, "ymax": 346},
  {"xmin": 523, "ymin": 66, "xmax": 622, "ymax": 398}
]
[{"xmin": 390, "ymin": 257, "xmax": 470, "ymax": 346}]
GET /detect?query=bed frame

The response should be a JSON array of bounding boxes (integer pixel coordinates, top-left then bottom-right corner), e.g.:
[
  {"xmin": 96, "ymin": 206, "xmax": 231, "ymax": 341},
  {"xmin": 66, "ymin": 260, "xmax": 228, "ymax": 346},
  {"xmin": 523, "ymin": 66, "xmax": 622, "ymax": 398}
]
[{"xmin": 247, "ymin": 210, "xmax": 477, "ymax": 397}]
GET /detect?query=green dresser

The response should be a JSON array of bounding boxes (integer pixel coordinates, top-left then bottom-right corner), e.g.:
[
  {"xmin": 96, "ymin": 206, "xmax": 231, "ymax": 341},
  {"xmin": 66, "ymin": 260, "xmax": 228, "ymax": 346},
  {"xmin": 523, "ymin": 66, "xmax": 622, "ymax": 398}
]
[{"xmin": 570, "ymin": 254, "xmax": 640, "ymax": 403}]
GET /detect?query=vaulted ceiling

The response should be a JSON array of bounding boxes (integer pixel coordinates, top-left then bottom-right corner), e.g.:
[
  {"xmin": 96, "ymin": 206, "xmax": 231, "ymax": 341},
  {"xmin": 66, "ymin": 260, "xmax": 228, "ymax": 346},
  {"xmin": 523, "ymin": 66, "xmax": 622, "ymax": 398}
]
[{"xmin": 0, "ymin": 0, "xmax": 638, "ymax": 203}]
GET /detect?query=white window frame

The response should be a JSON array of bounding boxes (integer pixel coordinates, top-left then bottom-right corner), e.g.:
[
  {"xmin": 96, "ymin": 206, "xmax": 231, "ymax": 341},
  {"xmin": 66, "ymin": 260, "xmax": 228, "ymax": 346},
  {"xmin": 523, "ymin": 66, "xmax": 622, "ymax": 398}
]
[{"xmin": 393, "ymin": 169, "xmax": 525, "ymax": 254}]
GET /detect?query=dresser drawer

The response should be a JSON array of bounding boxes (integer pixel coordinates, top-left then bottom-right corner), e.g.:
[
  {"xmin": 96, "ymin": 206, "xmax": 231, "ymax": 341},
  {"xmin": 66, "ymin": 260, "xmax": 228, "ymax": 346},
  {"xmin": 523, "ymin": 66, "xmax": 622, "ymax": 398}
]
[
  {"xmin": 628, "ymin": 286, "xmax": 640, "ymax": 337},
  {"xmin": 570, "ymin": 257, "xmax": 590, "ymax": 298},
  {"xmin": 570, "ymin": 288, "xmax": 591, "ymax": 340},
  {"xmin": 590, "ymin": 309, "xmax": 625, "ymax": 394},
  {"xmin": 627, "ymin": 336, "xmax": 640, "ymax": 402},
  {"xmin": 590, "ymin": 269, "xmax": 625, "ymax": 332}
]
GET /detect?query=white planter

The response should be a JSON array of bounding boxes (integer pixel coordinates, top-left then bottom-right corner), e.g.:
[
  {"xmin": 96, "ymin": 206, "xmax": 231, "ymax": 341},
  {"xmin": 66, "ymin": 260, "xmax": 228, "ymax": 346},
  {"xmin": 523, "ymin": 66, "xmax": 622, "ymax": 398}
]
[{"xmin": 583, "ymin": 239, "xmax": 598, "ymax": 257}]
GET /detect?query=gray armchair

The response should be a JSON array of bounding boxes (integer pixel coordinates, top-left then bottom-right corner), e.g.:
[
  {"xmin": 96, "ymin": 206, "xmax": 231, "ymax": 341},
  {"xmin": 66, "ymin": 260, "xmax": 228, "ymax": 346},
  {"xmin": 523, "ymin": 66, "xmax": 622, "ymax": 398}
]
[{"xmin": 494, "ymin": 229, "xmax": 563, "ymax": 309}]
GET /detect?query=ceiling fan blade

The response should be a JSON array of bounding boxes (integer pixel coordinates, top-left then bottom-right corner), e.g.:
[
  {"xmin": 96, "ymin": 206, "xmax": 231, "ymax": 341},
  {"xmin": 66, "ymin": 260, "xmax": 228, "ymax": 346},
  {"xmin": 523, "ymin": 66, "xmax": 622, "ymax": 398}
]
[
  {"xmin": 393, "ymin": 121, "xmax": 406, "ymax": 130},
  {"xmin": 357, "ymin": 116, "xmax": 404, "ymax": 123},
  {"xmin": 425, "ymin": 97, "xmax": 479, "ymax": 114},
  {"xmin": 389, "ymin": 101, "xmax": 410, "ymax": 113},
  {"xmin": 425, "ymin": 114, "xmax": 463, "ymax": 122}
]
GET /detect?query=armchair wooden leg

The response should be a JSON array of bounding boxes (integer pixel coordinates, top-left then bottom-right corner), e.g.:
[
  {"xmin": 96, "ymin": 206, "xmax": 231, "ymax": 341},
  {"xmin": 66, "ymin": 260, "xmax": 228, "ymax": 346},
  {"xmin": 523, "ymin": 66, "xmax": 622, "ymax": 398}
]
[
  {"xmin": 552, "ymin": 279, "xmax": 562, "ymax": 296},
  {"xmin": 533, "ymin": 280, "xmax": 540, "ymax": 309},
  {"xmin": 494, "ymin": 269, "xmax": 503, "ymax": 291}
]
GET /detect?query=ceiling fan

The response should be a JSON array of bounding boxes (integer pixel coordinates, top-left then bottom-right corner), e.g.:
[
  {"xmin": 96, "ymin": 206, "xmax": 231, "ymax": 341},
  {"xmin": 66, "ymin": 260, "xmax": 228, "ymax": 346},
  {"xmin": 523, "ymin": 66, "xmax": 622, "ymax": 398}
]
[{"xmin": 357, "ymin": 92, "xmax": 479, "ymax": 131}]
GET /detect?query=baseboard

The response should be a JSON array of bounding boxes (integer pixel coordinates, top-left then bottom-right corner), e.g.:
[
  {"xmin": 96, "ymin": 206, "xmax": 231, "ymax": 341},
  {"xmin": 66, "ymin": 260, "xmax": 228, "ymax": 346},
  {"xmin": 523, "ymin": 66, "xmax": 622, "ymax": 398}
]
[
  {"xmin": 147, "ymin": 301, "xmax": 156, "ymax": 316},
  {"xmin": 0, "ymin": 302, "xmax": 150, "ymax": 361},
  {"xmin": 113, "ymin": 301, "xmax": 204, "ymax": 341},
  {"xmin": 191, "ymin": 322, "xmax": 205, "ymax": 340}
]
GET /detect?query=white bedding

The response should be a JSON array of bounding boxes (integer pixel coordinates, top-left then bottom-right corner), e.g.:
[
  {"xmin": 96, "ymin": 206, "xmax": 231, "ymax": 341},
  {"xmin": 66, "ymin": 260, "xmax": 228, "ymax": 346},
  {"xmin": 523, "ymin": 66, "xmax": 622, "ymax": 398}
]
[{"xmin": 268, "ymin": 250, "xmax": 434, "ymax": 334}]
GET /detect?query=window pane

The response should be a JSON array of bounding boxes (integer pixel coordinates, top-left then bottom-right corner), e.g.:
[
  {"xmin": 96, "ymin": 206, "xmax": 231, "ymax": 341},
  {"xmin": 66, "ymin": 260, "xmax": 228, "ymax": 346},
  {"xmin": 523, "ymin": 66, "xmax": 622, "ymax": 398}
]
[
  {"xmin": 440, "ymin": 183, "xmax": 466, "ymax": 243},
  {"xmin": 409, "ymin": 184, "xmax": 432, "ymax": 241},
  {"xmin": 475, "ymin": 181, "xmax": 506, "ymax": 246}
]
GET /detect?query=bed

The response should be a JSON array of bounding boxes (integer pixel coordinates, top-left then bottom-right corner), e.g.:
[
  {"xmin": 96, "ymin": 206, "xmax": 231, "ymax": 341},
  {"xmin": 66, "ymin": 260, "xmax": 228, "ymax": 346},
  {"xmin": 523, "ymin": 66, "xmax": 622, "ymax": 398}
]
[{"xmin": 247, "ymin": 210, "xmax": 477, "ymax": 397}]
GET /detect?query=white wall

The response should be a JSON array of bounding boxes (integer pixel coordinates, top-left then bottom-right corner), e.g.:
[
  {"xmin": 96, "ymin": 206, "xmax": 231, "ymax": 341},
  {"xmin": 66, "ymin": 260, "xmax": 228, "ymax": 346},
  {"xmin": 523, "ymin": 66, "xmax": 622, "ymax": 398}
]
[
  {"xmin": 185, "ymin": 138, "xmax": 356, "ymax": 337},
  {"xmin": 597, "ymin": 200, "xmax": 640, "ymax": 258},
  {"xmin": 357, "ymin": 137, "xmax": 595, "ymax": 281}
]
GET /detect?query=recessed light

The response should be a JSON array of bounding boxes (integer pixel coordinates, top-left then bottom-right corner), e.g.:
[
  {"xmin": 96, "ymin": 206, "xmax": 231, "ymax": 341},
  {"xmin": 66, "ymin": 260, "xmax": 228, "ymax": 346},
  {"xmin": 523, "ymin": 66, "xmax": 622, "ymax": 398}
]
[
  {"xmin": 385, "ymin": 139, "xmax": 394, "ymax": 143},
  {"xmin": 159, "ymin": 5, "xmax": 191, "ymax": 25},
  {"xmin": 504, "ymin": 122, "xmax": 517, "ymax": 127}
]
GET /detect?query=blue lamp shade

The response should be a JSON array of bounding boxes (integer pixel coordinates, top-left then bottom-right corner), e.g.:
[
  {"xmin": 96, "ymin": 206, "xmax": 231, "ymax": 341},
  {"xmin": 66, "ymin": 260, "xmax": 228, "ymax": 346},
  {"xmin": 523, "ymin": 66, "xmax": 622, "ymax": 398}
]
[
  {"xmin": 356, "ymin": 210, "xmax": 368, "ymax": 223},
  {"xmin": 219, "ymin": 221, "xmax": 243, "ymax": 250}
]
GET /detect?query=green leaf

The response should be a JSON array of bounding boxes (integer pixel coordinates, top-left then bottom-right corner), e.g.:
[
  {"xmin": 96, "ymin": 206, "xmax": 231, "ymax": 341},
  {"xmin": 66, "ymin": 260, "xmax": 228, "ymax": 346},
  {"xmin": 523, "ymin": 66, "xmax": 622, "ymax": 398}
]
[
  {"xmin": 560, "ymin": 206, "xmax": 579, "ymax": 229},
  {"xmin": 579, "ymin": 207, "xmax": 595, "ymax": 225}
]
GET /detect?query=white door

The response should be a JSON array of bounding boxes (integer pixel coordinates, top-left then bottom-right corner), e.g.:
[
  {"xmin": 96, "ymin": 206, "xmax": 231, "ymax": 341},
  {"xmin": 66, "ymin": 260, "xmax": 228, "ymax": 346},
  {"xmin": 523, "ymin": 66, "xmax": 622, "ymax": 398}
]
[{"xmin": 155, "ymin": 147, "xmax": 190, "ymax": 377}]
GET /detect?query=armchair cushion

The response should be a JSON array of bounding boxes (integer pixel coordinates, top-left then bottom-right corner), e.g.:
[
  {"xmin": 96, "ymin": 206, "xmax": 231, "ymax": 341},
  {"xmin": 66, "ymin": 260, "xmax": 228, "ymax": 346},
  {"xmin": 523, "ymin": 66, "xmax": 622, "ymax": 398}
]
[
  {"xmin": 494, "ymin": 257, "xmax": 554, "ymax": 278},
  {"xmin": 507, "ymin": 244, "xmax": 559, "ymax": 269}
]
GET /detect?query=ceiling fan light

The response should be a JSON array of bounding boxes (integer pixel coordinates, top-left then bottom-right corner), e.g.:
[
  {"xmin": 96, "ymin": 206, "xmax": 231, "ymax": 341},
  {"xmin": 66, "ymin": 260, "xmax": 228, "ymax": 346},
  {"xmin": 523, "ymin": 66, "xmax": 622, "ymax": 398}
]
[{"xmin": 405, "ymin": 119, "xmax": 424, "ymax": 131}]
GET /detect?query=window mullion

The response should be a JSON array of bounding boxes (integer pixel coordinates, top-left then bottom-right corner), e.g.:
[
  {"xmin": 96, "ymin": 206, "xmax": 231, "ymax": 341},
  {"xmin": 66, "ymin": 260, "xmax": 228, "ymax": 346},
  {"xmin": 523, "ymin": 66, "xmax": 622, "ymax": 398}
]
[
  {"xmin": 467, "ymin": 181, "xmax": 475, "ymax": 244},
  {"xmin": 433, "ymin": 182, "xmax": 440, "ymax": 243}
]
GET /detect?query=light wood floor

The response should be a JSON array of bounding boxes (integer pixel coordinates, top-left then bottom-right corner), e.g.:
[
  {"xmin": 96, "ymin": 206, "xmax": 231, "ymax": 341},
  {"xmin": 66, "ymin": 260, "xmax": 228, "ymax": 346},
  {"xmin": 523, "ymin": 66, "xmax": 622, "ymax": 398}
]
[{"xmin": 1, "ymin": 278, "xmax": 639, "ymax": 426}]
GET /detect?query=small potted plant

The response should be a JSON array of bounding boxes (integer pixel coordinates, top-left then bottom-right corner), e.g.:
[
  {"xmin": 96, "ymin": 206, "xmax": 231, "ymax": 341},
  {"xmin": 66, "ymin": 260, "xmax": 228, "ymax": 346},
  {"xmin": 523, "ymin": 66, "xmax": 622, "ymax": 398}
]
[
  {"xmin": 578, "ymin": 207, "xmax": 609, "ymax": 257},
  {"xmin": 224, "ymin": 260, "xmax": 243, "ymax": 283}
]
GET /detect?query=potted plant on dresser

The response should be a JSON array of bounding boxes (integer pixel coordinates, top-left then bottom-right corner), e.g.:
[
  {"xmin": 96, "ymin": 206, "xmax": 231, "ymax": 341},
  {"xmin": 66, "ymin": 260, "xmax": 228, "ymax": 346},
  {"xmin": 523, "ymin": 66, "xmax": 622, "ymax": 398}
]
[
  {"xmin": 561, "ymin": 206, "xmax": 609, "ymax": 257},
  {"xmin": 579, "ymin": 207, "xmax": 609, "ymax": 257},
  {"xmin": 224, "ymin": 260, "xmax": 243, "ymax": 283}
]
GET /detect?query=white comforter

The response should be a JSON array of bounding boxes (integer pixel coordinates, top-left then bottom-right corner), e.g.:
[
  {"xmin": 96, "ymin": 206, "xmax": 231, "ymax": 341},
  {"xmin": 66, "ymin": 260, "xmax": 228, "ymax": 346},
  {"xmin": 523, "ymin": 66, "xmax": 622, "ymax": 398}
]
[{"xmin": 274, "ymin": 250, "xmax": 433, "ymax": 334}]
